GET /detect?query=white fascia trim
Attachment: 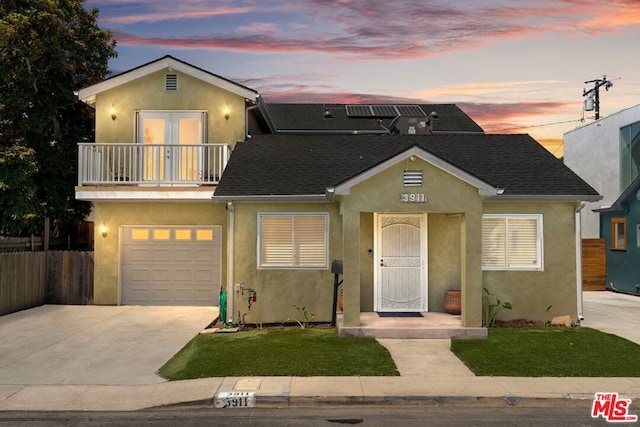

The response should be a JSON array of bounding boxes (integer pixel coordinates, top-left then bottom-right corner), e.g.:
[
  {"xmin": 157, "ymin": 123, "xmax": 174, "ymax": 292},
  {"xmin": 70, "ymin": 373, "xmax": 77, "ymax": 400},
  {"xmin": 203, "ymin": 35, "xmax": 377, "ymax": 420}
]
[
  {"xmin": 486, "ymin": 195, "xmax": 603, "ymax": 202},
  {"xmin": 75, "ymin": 190, "xmax": 214, "ymax": 201},
  {"xmin": 212, "ymin": 194, "xmax": 329, "ymax": 203},
  {"xmin": 334, "ymin": 145, "xmax": 497, "ymax": 196},
  {"xmin": 77, "ymin": 57, "xmax": 258, "ymax": 105}
]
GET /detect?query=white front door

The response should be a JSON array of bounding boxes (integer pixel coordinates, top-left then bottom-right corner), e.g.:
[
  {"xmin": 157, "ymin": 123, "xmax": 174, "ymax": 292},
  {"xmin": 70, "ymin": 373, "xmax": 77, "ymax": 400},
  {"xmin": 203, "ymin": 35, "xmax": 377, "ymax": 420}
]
[
  {"xmin": 137, "ymin": 112, "xmax": 204, "ymax": 182},
  {"xmin": 374, "ymin": 213, "xmax": 427, "ymax": 312}
]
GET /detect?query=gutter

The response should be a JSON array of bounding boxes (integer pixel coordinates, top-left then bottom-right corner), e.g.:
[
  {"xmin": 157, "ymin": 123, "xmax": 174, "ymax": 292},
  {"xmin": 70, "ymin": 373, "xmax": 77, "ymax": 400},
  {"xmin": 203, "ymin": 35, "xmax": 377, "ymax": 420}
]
[
  {"xmin": 576, "ymin": 201, "xmax": 586, "ymax": 322},
  {"xmin": 213, "ymin": 194, "xmax": 331, "ymax": 203},
  {"xmin": 275, "ymin": 129, "xmax": 485, "ymax": 135},
  {"xmin": 226, "ymin": 202, "xmax": 235, "ymax": 323},
  {"xmin": 276, "ymin": 129, "xmax": 390, "ymax": 135},
  {"xmin": 486, "ymin": 194, "xmax": 603, "ymax": 202}
]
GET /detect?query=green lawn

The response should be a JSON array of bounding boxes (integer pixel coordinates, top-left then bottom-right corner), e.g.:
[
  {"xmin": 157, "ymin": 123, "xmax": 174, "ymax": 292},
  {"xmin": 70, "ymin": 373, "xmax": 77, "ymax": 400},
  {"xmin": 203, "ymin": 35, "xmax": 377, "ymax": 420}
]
[
  {"xmin": 452, "ymin": 327, "xmax": 640, "ymax": 377},
  {"xmin": 158, "ymin": 328, "xmax": 399, "ymax": 380}
]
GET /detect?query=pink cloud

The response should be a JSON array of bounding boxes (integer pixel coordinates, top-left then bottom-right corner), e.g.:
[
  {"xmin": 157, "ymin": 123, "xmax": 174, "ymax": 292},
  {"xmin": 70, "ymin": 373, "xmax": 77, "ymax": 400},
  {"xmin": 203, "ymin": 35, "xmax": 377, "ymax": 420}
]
[
  {"xmin": 103, "ymin": 1, "xmax": 640, "ymax": 60},
  {"xmin": 102, "ymin": 6, "xmax": 253, "ymax": 25}
]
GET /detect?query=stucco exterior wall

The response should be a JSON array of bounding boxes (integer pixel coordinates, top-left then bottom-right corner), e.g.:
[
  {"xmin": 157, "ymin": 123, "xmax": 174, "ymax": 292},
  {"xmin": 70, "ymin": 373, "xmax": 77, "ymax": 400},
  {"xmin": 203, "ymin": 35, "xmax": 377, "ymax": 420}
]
[
  {"xmin": 564, "ymin": 105, "xmax": 640, "ymax": 237},
  {"xmin": 600, "ymin": 198, "xmax": 640, "ymax": 294},
  {"xmin": 230, "ymin": 203, "xmax": 342, "ymax": 324},
  {"xmin": 359, "ymin": 213, "xmax": 374, "ymax": 312},
  {"xmin": 92, "ymin": 201, "xmax": 227, "ymax": 305},
  {"xmin": 482, "ymin": 201, "xmax": 579, "ymax": 321},
  {"xmin": 93, "ymin": 70, "xmax": 246, "ymax": 146},
  {"xmin": 428, "ymin": 213, "xmax": 462, "ymax": 312},
  {"xmin": 338, "ymin": 158, "xmax": 484, "ymax": 327}
]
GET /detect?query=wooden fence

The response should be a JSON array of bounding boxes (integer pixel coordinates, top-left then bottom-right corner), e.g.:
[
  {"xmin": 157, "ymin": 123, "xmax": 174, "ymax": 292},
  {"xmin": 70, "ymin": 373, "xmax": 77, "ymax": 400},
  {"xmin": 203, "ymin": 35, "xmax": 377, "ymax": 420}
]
[
  {"xmin": 0, "ymin": 252, "xmax": 46, "ymax": 316},
  {"xmin": 46, "ymin": 251, "xmax": 94, "ymax": 305},
  {"xmin": 582, "ymin": 238, "xmax": 606, "ymax": 291},
  {"xmin": 0, "ymin": 236, "xmax": 44, "ymax": 253},
  {"xmin": 0, "ymin": 251, "xmax": 93, "ymax": 316}
]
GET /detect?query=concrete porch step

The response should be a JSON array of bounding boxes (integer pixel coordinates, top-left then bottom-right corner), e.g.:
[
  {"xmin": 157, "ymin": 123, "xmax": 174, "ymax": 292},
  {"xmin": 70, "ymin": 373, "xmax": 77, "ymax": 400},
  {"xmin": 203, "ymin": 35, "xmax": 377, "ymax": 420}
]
[{"xmin": 336, "ymin": 312, "xmax": 487, "ymax": 339}]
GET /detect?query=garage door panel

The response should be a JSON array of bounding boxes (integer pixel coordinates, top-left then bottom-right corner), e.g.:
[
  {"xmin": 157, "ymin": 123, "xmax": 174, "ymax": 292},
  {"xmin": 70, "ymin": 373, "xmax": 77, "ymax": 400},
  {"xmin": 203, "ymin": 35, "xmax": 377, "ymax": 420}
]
[
  {"xmin": 173, "ymin": 248, "xmax": 195, "ymax": 262},
  {"xmin": 173, "ymin": 268, "xmax": 194, "ymax": 281},
  {"xmin": 194, "ymin": 247, "xmax": 216, "ymax": 262},
  {"xmin": 125, "ymin": 287, "xmax": 150, "ymax": 304},
  {"xmin": 121, "ymin": 226, "xmax": 221, "ymax": 306},
  {"xmin": 172, "ymin": 289, "xmax": 193, "ymax": 302},
  {"xmin": 151, "ymin": 288, "xmax": 172, "ymax": 303},
  {"xmin": 195, "ymin": 289, "xmax": 214, "ymax": 303},
  {"xmin": 195, "ymin": 268, "xmax": 214, "ymax": 281},
  {"xmin": 152, "ymin": 268, "xmax": 171, "ymax": 282},
  {"xmin": 122, "ymin": 246, "xmax": 151, "ymax": 262},
  {"xmin": 151, "ymin": 248, "xmax": 171, "ymax": 262}
]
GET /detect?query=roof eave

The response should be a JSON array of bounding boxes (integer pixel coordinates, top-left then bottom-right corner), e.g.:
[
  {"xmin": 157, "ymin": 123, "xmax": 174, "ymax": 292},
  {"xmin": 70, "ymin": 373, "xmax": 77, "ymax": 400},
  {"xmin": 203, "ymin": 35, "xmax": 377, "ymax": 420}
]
[
  {"xmin": 77, "ymin": 56, "xmax": 259, "ymax": 105},
  {"xmin": 486, "ymin": 194, "xmax": 603, "ymax": 202},
  {"xmin": 212, "ymin": 194, "xmax": 330, "ymax": 203},
  {"xmin": 334, "ymin": 145, "xmax": 497, "ymax": 197}
]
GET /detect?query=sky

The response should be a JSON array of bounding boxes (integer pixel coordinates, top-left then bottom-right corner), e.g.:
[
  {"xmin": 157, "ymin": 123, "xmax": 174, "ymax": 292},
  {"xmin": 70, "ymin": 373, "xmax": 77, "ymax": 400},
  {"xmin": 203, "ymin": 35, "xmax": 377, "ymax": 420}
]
[{"xmin": 84, "ymin": 0, "xmax": 640, "ymax": 157}]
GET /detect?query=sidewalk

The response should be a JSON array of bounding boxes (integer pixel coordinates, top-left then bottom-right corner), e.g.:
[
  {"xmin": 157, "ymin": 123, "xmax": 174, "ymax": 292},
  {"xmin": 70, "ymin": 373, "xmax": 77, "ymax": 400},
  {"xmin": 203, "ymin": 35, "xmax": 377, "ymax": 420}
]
[
  {"xmin": 2, "ymin": 375, "xmax": 639, "ymax": 411},
  {"xmin": 1, "ymin": 291, "xmax": 639, "ymax": 411}
]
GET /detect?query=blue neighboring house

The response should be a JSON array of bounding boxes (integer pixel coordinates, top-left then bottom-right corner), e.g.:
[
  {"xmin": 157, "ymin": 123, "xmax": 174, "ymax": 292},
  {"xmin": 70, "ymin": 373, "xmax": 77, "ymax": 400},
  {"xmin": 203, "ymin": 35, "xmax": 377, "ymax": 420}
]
[{"xmin": 596, "ymin": 175, "xmax": 640, "ymax": 295}]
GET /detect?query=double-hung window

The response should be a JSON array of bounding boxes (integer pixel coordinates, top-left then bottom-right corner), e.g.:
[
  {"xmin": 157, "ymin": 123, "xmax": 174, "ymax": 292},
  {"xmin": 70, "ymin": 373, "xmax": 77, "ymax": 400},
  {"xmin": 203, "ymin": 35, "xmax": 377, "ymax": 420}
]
[
  {"xmin": 482, "ymin": 214, "xmax": 543, "ymax": 270},
  {"xmin": 258, "ymin": 213, "xmax": 329, "ymax": 268}
]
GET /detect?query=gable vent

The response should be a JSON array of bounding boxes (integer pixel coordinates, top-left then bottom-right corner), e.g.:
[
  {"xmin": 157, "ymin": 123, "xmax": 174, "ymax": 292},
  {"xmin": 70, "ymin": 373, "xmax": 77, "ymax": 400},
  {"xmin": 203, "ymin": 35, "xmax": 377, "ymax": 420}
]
[
  {"xmin": 164, "ymin": 73, "xmax": 178, "ymax": 91},
  {"xmin": 404, "ymin": 170, "xmax": 423, "ymax": 187}
]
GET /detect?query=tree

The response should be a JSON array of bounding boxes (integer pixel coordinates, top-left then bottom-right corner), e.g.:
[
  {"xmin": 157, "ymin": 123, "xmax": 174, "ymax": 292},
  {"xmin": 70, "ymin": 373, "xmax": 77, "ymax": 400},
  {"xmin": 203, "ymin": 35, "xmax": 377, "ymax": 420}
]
[
  {"xmin": 0, "ymin": 144, "xmax": 39, "ymax": 234},
  {"xmin": 0, "ymin": 0, "xmax": 116, "ymax": 235}
]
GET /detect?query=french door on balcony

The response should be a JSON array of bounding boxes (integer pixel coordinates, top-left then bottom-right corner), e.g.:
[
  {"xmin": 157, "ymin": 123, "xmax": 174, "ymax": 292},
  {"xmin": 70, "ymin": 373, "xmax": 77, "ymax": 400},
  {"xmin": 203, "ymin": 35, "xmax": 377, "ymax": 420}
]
[{"xmin": 137, "ymin": 111, "xmax": 205, "ymax": 183}]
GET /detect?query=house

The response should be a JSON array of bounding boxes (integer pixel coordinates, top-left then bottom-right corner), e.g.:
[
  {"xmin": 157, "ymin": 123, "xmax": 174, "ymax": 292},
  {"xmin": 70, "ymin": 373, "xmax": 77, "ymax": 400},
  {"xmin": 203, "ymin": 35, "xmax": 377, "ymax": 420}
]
[
  {"xmin": 595, "ymin": 176, "xmax": 640, "ymax": 294},
  {"xmin": 564, "ymin": 104, "xmax": 640, "ymax": 238},
  {"xmin": 76, "ymin": 55, "xmax": 600, "ymax": 337}
]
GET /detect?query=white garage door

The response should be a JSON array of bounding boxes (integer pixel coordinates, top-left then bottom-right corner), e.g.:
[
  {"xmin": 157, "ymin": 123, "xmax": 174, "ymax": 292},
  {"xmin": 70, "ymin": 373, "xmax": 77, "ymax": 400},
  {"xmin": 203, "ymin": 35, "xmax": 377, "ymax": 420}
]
[{"xmin": 121, "ymin": 226, "xmax": 221, "ymax": 306}]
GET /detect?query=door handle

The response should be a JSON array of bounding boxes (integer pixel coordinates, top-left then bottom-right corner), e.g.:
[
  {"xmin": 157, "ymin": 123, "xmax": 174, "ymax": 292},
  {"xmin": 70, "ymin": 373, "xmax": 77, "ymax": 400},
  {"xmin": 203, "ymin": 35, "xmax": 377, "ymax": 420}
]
[{"xmin": 380, "ymin": 259, "xmax": 385, "ymax": 267}]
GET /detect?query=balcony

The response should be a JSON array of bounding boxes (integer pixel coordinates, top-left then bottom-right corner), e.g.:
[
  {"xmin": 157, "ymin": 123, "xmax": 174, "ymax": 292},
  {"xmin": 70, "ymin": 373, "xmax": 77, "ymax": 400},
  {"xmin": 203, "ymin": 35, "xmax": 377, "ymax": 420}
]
[{"xmin": 78, "ymin": 143, "xmax": 230, "ymax": 186}]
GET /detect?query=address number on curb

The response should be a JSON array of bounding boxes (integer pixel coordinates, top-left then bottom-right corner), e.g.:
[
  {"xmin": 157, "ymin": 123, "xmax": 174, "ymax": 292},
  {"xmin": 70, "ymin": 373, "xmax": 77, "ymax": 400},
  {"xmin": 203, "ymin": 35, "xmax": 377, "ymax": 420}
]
[{"xmin": 215, "ymin": 391, "xmax": 256, "ymax": 408}]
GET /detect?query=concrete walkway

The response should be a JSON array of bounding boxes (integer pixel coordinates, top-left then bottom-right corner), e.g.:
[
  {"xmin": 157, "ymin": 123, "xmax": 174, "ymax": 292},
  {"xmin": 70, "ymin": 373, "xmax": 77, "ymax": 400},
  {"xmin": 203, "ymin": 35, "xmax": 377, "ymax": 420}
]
[
  {"xmin": 1, "ymin": 291, "xmax": 639, "ymax": 411},
  {"xmin": 581, "ymin": 290, "xmax": 640, "ymax": 345}
]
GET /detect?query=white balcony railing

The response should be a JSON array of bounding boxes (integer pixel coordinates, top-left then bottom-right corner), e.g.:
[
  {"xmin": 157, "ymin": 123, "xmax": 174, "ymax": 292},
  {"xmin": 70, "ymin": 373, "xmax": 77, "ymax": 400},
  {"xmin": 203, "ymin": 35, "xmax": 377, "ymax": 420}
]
[{"xmin": 78, "ymin": 143, "xmax": 230, "ymax": 186}]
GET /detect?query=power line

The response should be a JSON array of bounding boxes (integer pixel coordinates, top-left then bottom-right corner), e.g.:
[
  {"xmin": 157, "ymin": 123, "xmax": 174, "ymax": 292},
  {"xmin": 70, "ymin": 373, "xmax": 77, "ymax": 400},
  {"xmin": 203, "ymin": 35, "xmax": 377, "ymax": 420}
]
[{"xmin": 496, "ymin": 118, "xmax": 584, "ymax": 133}]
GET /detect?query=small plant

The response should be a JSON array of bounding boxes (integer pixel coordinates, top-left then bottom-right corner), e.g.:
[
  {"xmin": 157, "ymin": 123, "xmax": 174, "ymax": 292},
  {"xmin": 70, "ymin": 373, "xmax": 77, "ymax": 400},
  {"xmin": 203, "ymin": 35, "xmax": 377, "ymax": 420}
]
[
  {"xmin": 284, "ymin": 305, "xmax": 316, "ymax": 329},
  {"xmin": 544, "ymin": 305, "xmax": 553, "ymax": 327},
  {"xmin": 482, "ymin": 288, "xmax": 512, "ymax": 327}
]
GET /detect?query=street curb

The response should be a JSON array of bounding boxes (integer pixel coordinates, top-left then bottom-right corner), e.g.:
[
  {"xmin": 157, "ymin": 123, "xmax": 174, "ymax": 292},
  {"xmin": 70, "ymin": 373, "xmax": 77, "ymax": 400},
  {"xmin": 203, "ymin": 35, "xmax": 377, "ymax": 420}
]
[{"xmin": 151, "ymin": 395, "xmax": 595, "ymax": 410}]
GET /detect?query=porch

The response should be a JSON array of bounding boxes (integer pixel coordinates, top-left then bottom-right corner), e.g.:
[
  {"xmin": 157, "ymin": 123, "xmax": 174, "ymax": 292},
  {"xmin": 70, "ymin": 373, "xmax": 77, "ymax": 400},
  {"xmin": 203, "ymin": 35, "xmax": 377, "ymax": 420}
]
[
  {"xmin": 336, "ymin": 312, "xmax": 487, "ymax": 339},
  {"xmin": 77, "ymin": 143, "xmax": 230, "ymax": 186}
]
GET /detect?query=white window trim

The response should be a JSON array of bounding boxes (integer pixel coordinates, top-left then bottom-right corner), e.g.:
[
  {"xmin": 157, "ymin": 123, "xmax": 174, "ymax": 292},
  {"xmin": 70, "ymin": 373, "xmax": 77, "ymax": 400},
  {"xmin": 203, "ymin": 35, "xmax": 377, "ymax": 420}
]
[
  {"xmin": 482, "ymin": 214, "xmax": 544, "ymax": 271},
  {"xmin": 257, "ymin": 212, "xmax": 329, "ymax": 269}
]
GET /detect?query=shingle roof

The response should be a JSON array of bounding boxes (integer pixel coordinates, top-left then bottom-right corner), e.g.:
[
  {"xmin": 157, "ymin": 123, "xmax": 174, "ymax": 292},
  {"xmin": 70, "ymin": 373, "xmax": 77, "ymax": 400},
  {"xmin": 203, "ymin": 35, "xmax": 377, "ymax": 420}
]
[
  {"xmin": 594, "ymin": 175, "xmax": 640, "ymax": 213},
  {"xmin": 264, "ymin": 104, "xmax": 484, "ymax": 134},
  {"xmin": 214, "ymin": 134, "xmax": 600, "ymax": 199}
]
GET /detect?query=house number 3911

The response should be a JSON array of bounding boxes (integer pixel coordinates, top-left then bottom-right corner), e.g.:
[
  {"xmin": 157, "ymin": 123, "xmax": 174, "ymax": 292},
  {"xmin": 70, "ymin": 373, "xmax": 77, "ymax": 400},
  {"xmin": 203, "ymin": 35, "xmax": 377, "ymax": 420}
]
[{"xmin": 400, "ymin": 193, "xmax": 427, "ymax": 203}]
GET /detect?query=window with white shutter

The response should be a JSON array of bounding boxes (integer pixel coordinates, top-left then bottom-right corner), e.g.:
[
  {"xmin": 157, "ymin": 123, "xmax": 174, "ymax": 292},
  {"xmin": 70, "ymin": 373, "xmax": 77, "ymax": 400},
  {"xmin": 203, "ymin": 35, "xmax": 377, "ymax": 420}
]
[
  {"xmin": 258, "ymin": 213, "xmax": 328, "ymax": 268},
  {"xmin": 482, "ymin": 214, "xmax": 543, "ymax": 270}
]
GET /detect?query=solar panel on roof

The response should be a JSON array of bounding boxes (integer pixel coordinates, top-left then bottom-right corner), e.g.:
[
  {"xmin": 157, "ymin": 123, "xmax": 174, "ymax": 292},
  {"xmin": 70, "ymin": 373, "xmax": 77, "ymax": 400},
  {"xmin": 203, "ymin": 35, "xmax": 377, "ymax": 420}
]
[
  {"xmin": 345, "ymin": 105, "xmax": 373, "ymax": 117},
  {"xmin": 396, "ymin": 105, "xmax": 426, "ymax": 116},
  {"xmin": 345, "ymin": 104, "xmax": 427, "ymax": 118},
  {"xmin": 371, "ymin": 105, "xmax": 398, "ymax": 117}
]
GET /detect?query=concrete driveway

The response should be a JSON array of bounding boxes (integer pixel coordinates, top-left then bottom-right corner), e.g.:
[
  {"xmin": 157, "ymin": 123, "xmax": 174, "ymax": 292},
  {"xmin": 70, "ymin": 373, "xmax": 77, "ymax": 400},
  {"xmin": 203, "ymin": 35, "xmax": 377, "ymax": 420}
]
[
  {"xmin": 0, "ymin": 305, "xmax": 217, "ymax": 386},
  {"xmin": 582, "ymin": 291, "xmax": 640, "ymax": 344}
]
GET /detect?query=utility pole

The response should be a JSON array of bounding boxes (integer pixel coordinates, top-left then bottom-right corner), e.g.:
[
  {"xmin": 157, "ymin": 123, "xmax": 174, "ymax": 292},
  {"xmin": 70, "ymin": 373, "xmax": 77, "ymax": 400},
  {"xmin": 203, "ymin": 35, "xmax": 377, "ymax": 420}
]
[{"xmin": 583, "ymin": 75, "xmax": 613, "ymax": 120}]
